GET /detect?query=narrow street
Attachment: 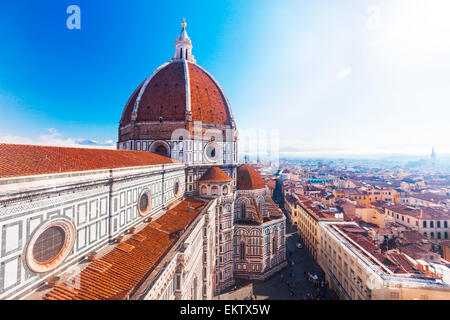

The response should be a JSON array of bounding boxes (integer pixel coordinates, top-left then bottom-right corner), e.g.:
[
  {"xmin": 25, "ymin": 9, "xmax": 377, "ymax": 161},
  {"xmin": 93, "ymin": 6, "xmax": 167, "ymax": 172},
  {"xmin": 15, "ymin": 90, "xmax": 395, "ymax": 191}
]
[{"xmin": 252, "ymin": 215, "xmax": 334, "ymax": 300}]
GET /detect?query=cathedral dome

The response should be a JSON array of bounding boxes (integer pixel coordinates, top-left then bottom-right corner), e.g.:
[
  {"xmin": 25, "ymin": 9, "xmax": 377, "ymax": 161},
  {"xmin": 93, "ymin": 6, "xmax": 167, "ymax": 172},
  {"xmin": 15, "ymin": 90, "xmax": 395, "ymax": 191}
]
[
  {"xmin": 237, "ymin": 164, "xmax": 265, "ymax": 190},
  {"xmin": 117, "ymin": 20, "xmax": 237, "ymax": 165},
  {"xmin": 119, "ymin": 61, "xmax": 232, "ymax": 126}
]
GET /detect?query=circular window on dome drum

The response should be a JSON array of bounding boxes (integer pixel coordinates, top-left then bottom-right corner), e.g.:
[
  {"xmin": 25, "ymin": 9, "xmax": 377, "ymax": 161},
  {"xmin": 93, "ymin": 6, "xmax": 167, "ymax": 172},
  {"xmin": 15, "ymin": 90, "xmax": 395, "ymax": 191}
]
[
  {"xmin": 204, "ymin": 142, "xmax": 219, "ymax": 163},
  {"xmin": 138, "ymin": 189, "xmax": 151, "ymax": 216},
  {"xmin": 26, "ymin": 219, "xmax": 75, "ymax": 273}
]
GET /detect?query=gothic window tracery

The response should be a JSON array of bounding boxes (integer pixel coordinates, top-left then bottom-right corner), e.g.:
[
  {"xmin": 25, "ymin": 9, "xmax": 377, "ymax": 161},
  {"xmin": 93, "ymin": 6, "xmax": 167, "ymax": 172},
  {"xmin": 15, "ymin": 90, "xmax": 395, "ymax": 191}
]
[{"xmin": 240, "ymin": 242, "xmax": 246, "ymax": 260}]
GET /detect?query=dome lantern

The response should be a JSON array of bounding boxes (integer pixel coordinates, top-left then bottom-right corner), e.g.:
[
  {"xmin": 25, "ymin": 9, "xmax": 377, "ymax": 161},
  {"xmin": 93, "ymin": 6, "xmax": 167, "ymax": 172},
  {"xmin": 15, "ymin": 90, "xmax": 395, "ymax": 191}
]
[{"xmin": 172, "ymin": 19, "xmax": 196, "ymax": 63}]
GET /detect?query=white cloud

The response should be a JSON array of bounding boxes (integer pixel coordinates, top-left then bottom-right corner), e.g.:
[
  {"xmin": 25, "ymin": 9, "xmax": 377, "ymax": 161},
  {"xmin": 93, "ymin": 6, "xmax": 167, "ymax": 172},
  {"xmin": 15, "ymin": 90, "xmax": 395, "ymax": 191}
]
[
  {"xmin": 0, "ymin": 128, "xmax": 115, "ymax": 149},
  {"xmin": 337, "ymin": 67, "xmax": 352, "ymax": 79}
]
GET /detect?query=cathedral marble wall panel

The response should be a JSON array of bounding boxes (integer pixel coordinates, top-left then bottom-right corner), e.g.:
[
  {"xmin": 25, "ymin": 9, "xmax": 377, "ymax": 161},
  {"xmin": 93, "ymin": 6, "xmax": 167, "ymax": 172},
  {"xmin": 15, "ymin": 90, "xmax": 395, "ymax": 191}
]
[{"xmin": 0, "ymin": 163, "xmax": 185, "ymax": 299}]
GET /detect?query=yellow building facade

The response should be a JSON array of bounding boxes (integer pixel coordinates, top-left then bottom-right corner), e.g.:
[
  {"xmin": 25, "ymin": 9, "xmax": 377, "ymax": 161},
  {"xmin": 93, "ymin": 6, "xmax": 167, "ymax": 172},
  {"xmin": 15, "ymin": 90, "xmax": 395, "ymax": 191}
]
[{"xmin": 295, "ymin": 196, "xmax": 343, "ymax": 261}]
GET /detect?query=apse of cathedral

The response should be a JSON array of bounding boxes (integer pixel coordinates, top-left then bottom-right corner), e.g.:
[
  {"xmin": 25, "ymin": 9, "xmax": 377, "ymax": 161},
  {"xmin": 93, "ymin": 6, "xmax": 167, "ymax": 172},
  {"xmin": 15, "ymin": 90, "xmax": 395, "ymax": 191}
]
[{"xmin": 0, "ymin": 21, "xmax": 286, "ymax": 300}]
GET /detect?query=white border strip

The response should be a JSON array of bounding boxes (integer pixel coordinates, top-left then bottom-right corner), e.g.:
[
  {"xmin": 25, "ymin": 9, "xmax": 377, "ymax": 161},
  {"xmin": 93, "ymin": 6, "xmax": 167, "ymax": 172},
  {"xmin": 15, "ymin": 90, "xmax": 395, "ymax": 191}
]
[{"xmin": 183, "ymin": 60, "xmax": 191, "ymax": 113}]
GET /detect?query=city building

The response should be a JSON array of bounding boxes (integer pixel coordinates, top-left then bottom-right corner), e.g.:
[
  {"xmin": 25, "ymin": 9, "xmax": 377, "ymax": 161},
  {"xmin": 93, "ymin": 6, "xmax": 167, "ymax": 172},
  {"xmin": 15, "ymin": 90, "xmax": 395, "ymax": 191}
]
[
  {"xmin": 319, "ymin": 221, "xmax": 450, "ymax": 300},
  {"xmin": 284, "ymin": 194, "xmax": 301, "ymax": 226},
  {"xmin": 293, "ymin": 195, "xmax": 344, "ymax": 260},
  {"xmin": 366, "ymin": 188, "xmax": 400, "ymax": 204},
  {"xmin": 333, "ymin": 189, "xmax": 371, "ymax": 208},
  {"xmin": 383, "ymin": 204, "xmax": 450, "ymax": 241},
  {"xmin": 354, "ymin": 207, "xmax": 394, "ymax": 229}
]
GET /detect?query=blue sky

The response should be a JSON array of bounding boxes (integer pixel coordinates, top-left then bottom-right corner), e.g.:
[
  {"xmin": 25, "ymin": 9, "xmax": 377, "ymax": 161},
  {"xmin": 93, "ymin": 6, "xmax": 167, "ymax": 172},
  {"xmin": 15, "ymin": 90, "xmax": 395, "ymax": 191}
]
[{"xmin": 0, "ymin": 0, "xmax": 449, "ymax": 157}]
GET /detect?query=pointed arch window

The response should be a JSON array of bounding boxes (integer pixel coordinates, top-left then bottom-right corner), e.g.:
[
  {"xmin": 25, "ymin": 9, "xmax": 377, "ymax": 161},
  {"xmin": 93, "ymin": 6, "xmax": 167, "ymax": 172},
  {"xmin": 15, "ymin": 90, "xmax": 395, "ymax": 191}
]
[
  {"xmin": 272, "ymin": 237, "xmax": 277, "ymax": 254},
  {"xmin": 240, "ymin": 203, "xmax": 246, "ymax": 220},
  {"xmin": 240, "ymin": 242, "xmax": 246, "ymax": 260}
]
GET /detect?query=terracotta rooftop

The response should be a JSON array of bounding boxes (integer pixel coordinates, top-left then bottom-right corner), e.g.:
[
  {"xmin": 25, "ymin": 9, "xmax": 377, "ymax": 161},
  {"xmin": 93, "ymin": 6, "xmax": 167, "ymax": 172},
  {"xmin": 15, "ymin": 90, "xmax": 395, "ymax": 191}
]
[
  {"xmin": 0, "ymin": 144, "xmax": 178, "ymax": 178},
  {"xmin": 411, "ymin": 192, "xmax": 450, "ymax": 203},
  {"xmin": 380, "ymin": 251, "xmax": 419, "ymax": 274},
  {"xmin": 42, "ymin": 198, "xmax": 205, "ymax": 300},
  {"xmin": 400, "ymin": 231, "xmax": 427, "ymax": 245},
  {"xmin": 237, "ymin": 164, "xmax": 265, "ymax": 190},
  {"xmin": 296, "ymin": 195, "xmax": 343, "ymax": 220},
  {"xmin": 384, "ymin": 204, "xmax": 450, "ymax": 220},
  {"xmin": 334, "ymin": 188, "xmax": 367, "ymax": 195},
  {"xmin": 398, "ymin": 244, "xmax": 433, "ymax": 261},
  {"xmin": 285, "ymin": 194, "xmax": 298, "ymax": 205},
  {"xmin": 198, "ymin": 167, "xmax": 232, "ymax": 182},
  {"xmin": 333, "ymin": 224, "xmax": 421, "ymax": 275},
  {"xmin": 120, "ymin": 61, "xmax": 232, "ymax": 126}
]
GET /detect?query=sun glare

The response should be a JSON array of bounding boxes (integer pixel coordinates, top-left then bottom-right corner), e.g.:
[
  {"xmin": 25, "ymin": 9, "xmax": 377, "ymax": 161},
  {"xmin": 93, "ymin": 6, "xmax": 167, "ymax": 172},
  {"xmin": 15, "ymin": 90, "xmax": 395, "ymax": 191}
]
[{"xmin": 370, "ymin": 0, "xmax": 450, "ymax": 67}]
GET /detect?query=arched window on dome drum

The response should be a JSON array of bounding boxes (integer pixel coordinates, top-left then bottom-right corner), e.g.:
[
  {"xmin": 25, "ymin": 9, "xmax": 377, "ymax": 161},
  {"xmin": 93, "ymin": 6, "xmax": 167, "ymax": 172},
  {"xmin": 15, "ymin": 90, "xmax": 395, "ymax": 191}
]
[
  {"xmin": 201, "ymin": 185, "xmax": 207, "ymax": 196},
  {"xmin": 222, "ymin": 185, "xmax": 228, "ymax": 195},
  {"xmin": 240, "ymin": 242, "xmax": 246, "ymax": 260},
  {"xmin": 154, "ymin": 145, "xmax": 168, "ymax": 156}
]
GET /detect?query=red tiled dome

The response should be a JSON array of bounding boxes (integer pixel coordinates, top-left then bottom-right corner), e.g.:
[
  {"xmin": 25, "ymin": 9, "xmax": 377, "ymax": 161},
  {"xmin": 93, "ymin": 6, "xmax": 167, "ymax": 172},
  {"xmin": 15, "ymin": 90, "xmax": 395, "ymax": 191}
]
[
  {"xmin": 199, "ymin": 167, "xmax": 232, "ymax": 182},
  {"xmin": 120, "ymin": 61, "xmax": 232, "ymax": 126},
  {"xmin": 237, "ymin": 164, "xmax": 265, "ymax": 190}
]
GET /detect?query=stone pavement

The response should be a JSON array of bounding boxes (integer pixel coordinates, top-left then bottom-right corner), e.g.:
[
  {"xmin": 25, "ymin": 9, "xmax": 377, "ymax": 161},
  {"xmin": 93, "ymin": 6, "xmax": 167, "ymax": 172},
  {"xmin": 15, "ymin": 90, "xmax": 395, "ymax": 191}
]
[{"xmin": 215, "ymin": 283, "xmax": 254, "ymax": 300}]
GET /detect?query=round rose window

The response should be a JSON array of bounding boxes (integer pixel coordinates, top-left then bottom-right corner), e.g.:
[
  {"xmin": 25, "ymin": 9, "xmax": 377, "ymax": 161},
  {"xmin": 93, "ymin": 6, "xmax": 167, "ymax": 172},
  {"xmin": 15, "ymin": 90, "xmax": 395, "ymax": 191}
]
[
  {"xmin": 33, "ymin": 226, "xmax": 66, "ymax": 264},
  {"xmin": 26, "ymin": 219, "xmax": 75, "ymax": 273},
  {"xmin": 138, "ymin": 189, "xmax": 151, "ymax": 216}
]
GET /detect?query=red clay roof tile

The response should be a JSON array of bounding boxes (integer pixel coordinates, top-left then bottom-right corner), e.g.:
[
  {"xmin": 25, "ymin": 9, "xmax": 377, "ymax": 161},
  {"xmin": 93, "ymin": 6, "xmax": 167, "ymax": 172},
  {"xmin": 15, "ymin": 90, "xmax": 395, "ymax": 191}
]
[
  {"xmin": 198, "ymin": 167, "xmax": 232, "ymax": 182},
  {"xmin": 42, "ymin": 198, "xmax": 205, "ymax": 300},
  {"xmin": 120, "ymin": 61, "xmax": 232, "ymax": 126},
  {"xmin": 0, "ymin": 143, "xmax": 178, "ymax": 178},
  {"xmin": 237, "ymin": 164, "xmax": 265, "ymax": 190}
]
